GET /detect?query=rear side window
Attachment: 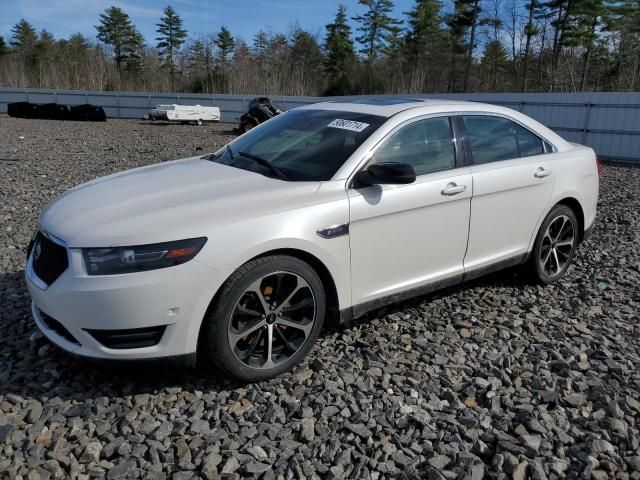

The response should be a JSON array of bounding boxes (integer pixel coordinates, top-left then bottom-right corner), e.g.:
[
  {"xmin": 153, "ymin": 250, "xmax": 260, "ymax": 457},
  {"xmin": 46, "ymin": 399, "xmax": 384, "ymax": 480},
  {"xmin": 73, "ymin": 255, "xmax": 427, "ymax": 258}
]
[
  {"xmin": 462, "ymin": 116, "xmax": 519, "ymax": 164},
  {"xmin": 462, "ymin": 115, "xmax": 550, "ymax": 164},
  {"xmin": 373, "ymin": 117, "xmax": 456, "ymax": 175}
]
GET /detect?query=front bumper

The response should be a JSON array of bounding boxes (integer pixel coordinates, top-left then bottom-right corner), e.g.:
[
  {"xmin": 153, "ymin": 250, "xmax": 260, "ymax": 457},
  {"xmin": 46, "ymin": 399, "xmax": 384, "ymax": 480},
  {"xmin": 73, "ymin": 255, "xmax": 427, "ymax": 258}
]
[{"xmin": 25, "ymin": 245, "xmax": 228, "ymax": 361}]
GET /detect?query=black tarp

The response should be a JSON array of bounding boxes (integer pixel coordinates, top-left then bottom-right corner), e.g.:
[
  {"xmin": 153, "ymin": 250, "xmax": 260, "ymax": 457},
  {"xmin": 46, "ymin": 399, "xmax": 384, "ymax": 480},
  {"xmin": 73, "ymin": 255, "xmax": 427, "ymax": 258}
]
[
  {"xmin": 69, "ymin": 104, "xmax": 107, "ymax": 122},
  {"xmin": 7, "ymin": 102, "xmax": 107, "ymax": 121},
  {"xmin": 7, "ymin": 102, "xmax": 38, "ymax": 118},
  {"xmin": 34, "ymin": 103, "xmax": 71, "ymax": 120}
]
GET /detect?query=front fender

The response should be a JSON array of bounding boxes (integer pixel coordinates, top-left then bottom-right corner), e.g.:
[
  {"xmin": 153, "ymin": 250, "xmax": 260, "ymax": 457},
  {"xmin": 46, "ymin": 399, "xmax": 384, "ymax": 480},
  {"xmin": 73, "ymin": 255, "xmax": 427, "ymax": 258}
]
[{"xmin": 196, "ymin": 202, "xmax": 352, "ymax": 311}]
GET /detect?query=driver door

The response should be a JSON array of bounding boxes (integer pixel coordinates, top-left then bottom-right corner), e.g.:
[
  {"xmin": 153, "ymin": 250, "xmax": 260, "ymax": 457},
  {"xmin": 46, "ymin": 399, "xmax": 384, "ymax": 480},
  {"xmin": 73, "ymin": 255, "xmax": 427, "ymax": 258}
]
[{"xmin": 348, "ymin": 116, "xmax": 472, "ymax": 311}]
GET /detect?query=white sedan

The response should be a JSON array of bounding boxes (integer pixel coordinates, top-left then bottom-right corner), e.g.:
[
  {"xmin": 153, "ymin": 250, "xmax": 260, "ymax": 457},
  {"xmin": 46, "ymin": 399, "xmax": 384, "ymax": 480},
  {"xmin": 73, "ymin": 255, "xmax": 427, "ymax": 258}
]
[{"xmin": 25, "ymin": 98, "xmax": 599, "ymax": 380}]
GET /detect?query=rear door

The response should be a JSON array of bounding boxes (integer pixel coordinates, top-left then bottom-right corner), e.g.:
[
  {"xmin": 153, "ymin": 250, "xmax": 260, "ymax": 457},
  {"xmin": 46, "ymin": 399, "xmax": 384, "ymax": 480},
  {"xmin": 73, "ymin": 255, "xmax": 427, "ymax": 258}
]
[{"xmin": 459, "ymin": 115, "xmax": 555, "ymax": 275}]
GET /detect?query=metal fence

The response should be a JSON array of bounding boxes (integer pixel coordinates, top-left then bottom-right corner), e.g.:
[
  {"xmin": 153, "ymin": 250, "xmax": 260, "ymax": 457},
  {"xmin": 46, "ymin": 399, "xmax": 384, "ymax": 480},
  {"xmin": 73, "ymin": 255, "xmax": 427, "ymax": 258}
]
[{"xmin": 1, "ymin": 88, "xmax": 639, "ymax": 163}]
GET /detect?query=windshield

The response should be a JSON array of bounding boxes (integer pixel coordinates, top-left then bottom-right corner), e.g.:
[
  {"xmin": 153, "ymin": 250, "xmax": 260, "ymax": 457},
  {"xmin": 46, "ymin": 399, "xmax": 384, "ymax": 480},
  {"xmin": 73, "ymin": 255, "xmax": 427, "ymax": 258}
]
[{"xmin": 208, "ymin": 109, "xmax": 386, "ymax": 181}]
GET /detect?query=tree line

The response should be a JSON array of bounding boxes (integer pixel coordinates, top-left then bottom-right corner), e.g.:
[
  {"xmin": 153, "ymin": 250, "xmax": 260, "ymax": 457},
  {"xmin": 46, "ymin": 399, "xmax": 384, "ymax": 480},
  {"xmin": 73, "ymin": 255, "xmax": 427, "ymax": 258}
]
[{"xmin": 1, "ymin": 0, "xmax": 639, "ymax": 96}]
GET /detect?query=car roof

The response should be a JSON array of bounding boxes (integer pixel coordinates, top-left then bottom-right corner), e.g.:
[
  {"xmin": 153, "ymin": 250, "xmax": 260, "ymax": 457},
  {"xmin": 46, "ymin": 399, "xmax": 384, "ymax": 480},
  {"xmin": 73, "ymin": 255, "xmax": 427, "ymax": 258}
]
[{"xmin": 297, "ymin": 97, "xmax": 481, "ymax": 117}]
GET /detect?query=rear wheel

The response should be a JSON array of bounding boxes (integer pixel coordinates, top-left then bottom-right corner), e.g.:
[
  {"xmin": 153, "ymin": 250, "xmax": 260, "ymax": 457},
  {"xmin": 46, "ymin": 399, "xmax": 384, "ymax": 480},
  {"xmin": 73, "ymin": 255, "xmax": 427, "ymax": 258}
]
[
  {"xmin": 530, "ymin": 205, "xmax": 579, "ymax": 284},
  {"xmin": 202, "ymin": 255, "xmax": 325, "ymax": 381}
]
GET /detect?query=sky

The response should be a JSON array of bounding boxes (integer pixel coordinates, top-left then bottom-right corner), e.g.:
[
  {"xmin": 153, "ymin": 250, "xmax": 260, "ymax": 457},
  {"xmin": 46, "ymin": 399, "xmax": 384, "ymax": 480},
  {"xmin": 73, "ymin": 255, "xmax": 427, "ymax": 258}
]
[{"xmin": 1, "ymin": 0, "xmax": 426, "ymax": 46}]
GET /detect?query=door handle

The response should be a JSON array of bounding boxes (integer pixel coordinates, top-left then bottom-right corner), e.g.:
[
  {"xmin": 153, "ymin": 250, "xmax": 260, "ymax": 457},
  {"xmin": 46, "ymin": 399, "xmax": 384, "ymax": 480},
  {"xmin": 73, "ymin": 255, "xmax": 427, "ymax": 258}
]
[
  {"xmin": 441, "ymin": 183, "xmax": 467, "ymax": 196},
  {"xmin": 534, "ymin": 168, "xmax": 552, "ymax": 178}
]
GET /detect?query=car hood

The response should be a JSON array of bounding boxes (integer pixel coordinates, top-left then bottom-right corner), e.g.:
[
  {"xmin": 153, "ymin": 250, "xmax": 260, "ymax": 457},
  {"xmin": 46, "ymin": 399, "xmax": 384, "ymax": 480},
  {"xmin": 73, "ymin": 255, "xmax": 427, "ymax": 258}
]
[{"xmin": 40, "ymin": 157, "xmax": 321, "ymax": 247}]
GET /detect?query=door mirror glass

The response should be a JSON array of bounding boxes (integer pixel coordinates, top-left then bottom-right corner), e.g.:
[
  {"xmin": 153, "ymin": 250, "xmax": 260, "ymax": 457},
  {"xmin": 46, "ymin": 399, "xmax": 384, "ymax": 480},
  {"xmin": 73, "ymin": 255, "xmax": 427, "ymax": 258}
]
[{"xmin": 353, "ymin": 162, "xmax": 416, "ymax": 187}]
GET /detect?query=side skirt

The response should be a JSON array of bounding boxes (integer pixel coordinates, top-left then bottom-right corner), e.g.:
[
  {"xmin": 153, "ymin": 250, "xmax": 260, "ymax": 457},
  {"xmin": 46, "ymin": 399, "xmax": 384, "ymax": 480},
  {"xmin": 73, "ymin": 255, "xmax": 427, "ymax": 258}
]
[
  {"xmin": 462, "ymin": 254, "xmax": 527, "ymax": 283},
  {"xmin": 339, "ymin": 253, "xmax": 527, "ymax": 323}
]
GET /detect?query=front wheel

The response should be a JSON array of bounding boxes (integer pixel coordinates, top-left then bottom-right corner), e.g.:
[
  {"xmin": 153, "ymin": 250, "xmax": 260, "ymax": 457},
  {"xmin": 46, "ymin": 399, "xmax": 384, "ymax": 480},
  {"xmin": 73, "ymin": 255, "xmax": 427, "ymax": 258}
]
[
  {"xmin": 201, "ymin": 255, "xmax": 325, "ymax": 381},
  {"xmin": 530, "ymin": 205, "xmax": 579, "ymax": 284}
]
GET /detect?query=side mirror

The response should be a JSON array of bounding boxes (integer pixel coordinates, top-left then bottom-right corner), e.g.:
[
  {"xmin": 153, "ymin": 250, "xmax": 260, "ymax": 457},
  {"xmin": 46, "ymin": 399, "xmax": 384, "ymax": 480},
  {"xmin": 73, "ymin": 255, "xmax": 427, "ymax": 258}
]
[{"xmin": 353, "ymin": 162, "xmax": 416, "ymax": 187}]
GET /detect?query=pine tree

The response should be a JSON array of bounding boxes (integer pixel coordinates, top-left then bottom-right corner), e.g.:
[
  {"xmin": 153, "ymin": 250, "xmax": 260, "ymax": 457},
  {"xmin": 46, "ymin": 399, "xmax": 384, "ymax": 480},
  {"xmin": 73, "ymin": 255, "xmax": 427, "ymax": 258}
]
[
  {"xmin": 404, "ymin": 0, "xmax": 446, "ymax": 91},
  {"xmin": 324, "ymin": 4, "xmax": 356, "ymax": 91},
  {"xmin": 478, "ymin": 4, "xmax": 507, "ymax": 91},
  {"xmin": 352, "ymin": 0, "xmax": 402, "ymax": 63},
  {"xmin": 446, "ymin": 1, "xmax": 475, "ymax": 92},
  {"xmin": 215, "ymin": 26, "xmax": 235, "ymax": 65},
  {"xmin": 562, "ymin": 0, "xmax": 606, "ymax": 90},
  {"xmin": 10, "ymin": 19, "xmax": 38, "ymax": 59},
  {"xmin": 405, "ymin": 0, "xmax": 443, "ymax": 57},
  {"xmin": 289, "ymin": 28, "xmax": 325, "ymax": 95},
  {"xmin": 253, "ymin": 30, "xmax": 269, "ymax": 57},
  {"xmin": 538, "ymin": 0, "xmax": 574, "ymax": 90},
  {"xmin": 34, "ymin": 30, "xmax": 55, "ymax": 63},
  {"xmin": 186, "ymin": 37, "xmax": 214, "ymax": 92},
  {"xmin": 156, "ymin": 5, "xmax": 188, "ymax": 89},
  {"xmin": 214, "ymin": 26, "xmax": 235, "ymax": 92},
  {"xmin": 58, "ymin": 33, "xmax": 90, "ymax": 89},
  {"xmin": 66, "ymin": 33, "xmax": 90, "ymax": 58},
  {"xmin": 462, "ymin": 0, "xmax": 481, "ymax": 92},
  {"xmin": 606, "ymin": 0, "xmax": 640, "ymax": 89},
  {"xmin": 521, "ymin": 0, "xmax": 540, "ymax": 92},
  {"xmin": 95, "ymin": 6, "xmax": 144, "ymax": 74},
  {"xmin": 481, "ymin": 40, "xmax": 509, "ymax": 90}
]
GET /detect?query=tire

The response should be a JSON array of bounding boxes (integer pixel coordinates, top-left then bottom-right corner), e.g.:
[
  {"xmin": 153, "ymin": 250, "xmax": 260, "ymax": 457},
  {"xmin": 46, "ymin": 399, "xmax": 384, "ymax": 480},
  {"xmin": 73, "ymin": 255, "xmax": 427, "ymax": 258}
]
[
  {"xmin": 530, "ymin": 204, "xmax": 579, "ymax": 284},
  {"xmin": 201, "ymin": 255, "xmax": 325, "ymax": 381}
]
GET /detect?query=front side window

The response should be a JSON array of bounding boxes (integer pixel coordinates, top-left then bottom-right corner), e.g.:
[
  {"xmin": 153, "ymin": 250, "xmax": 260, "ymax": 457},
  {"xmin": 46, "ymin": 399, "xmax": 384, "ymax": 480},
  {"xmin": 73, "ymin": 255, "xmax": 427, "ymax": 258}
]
[
  {"xmin": 208, "ymin": 109, "xmax": 386, "ymax": 181},
  {"xmin": 372, "ymin": 116, "xmax": 456, "ymax": 176}
]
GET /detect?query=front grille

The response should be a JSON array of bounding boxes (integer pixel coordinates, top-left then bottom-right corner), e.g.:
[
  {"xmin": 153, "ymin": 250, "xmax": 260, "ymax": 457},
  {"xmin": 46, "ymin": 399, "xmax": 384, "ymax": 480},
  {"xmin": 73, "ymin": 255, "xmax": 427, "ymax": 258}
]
[
  {"xmin": 31, "ymin": 232, "xmax": 69, "ymax": 286},
  {"xmin": 40, "ymin": 310, "xmax": 81, "ymax": 345},
  {"xmin": 86, "ymin": 326, "xmax": 167, "ymax": 349}
]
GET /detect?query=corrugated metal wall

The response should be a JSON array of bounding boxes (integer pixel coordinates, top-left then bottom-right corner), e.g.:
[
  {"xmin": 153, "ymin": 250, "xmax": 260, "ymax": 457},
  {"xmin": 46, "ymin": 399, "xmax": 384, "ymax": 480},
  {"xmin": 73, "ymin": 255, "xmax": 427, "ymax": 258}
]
[{"xmin": 1, "ymin": 88, "xmax": 639, "ymax": 163}]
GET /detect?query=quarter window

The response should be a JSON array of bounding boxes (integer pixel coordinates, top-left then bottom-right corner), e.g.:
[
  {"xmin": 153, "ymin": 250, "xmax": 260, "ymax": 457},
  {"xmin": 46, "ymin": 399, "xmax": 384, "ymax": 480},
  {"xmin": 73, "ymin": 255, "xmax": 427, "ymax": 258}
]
[
  {"xmin": 514, "ymin": 123, "xmax": 545, "ymax": 157},
  {"xmin": 373, "ymin": 117, "xmax": 455, "ymax": 175}
]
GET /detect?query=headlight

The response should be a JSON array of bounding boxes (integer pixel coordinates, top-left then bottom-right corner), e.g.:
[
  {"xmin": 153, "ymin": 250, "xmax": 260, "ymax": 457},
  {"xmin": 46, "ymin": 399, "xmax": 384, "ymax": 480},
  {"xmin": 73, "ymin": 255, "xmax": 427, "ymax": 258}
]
[{"xmin": 83, "ymin": 237, "xmax": 207, "ymax": 275}]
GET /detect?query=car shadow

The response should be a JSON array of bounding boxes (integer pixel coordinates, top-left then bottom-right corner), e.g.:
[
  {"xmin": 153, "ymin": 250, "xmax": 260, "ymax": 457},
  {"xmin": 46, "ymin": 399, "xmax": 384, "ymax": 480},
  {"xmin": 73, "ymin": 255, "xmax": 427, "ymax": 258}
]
[
  {"xmin": 322, "ymin": 264, "xmax": 531, "ymax": 334},
  {"xmin": 0, "ymin": 271, "xmax": 243, "ymax": 402},
  {"xmin": 0, "ymin": 265, "xmax": 528, "ymax": 400}
]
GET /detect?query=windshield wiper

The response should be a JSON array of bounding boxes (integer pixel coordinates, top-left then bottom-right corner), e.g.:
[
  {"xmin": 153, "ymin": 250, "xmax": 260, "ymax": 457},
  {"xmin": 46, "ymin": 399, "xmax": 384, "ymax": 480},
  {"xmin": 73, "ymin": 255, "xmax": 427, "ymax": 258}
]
[
  {"xmin": 238, "ymin": 151, "xmax": 288, "ymax": 180},
  {"xmin": 202, "ymin": 144, "xmax": 234, "ymax": 161}
]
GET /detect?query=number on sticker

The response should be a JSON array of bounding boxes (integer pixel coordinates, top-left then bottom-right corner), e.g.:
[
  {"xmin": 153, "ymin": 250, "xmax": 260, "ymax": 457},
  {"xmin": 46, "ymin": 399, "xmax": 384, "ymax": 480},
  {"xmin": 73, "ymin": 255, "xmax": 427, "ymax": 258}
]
[{"xmin": 327, "ymin": 119, "xmax": 370, "ymax": 132}]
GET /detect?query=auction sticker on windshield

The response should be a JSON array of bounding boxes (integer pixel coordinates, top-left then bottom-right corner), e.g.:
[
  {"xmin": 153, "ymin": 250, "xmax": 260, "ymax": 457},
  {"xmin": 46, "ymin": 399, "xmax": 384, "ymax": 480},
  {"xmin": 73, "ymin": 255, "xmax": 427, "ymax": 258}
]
[{"xmin": 327, "ymin": 119, "xmax": 370, "ymax": 132}]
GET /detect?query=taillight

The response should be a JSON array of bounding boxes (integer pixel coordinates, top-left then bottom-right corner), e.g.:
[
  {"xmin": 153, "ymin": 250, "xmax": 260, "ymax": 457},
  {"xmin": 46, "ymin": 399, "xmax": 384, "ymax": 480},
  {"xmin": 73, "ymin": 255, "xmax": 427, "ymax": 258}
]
[{"xmin": 596, "ymin": 157, "xmax": 602, "ymax": 175}]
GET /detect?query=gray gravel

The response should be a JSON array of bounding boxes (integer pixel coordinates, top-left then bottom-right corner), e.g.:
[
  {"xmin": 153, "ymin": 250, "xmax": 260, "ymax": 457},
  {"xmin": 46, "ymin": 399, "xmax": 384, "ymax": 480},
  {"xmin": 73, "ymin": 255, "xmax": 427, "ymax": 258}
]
[{"xmin": 1, "ymin": 117, "xmax": 639, "ymax": 479}]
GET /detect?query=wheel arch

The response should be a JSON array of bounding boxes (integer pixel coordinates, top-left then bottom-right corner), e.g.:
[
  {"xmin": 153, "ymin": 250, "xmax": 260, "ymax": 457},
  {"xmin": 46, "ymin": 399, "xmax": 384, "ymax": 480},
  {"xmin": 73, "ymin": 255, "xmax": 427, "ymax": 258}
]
[
  {"xmin": 527, "ymin": 195, "xmax": 587, "ymax": 260},
  {"xmin": 247, "ymin": 248, "xmax": 341, "ymax": 325},
  {"xmin": 556, "ymin": 197, "xmax": 585, "ymax": 243},
  {"xmin": 196, "ymin": 247, "xmax": 342, "ymax": 357}
]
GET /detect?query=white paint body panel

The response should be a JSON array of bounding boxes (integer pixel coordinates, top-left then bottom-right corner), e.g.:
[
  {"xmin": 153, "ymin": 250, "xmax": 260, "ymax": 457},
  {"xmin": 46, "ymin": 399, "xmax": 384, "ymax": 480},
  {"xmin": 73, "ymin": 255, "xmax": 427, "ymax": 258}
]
[
  {"xmin": 349, "ymin": 168, "xmax": 472, "ymax": 305},
  {"xmin": 464, "ymin": 154, "xmax": 555, "ymax": 271},
  {"xmin": 26, "ymin": 99, "xmax": 599, "ymax": 361}
]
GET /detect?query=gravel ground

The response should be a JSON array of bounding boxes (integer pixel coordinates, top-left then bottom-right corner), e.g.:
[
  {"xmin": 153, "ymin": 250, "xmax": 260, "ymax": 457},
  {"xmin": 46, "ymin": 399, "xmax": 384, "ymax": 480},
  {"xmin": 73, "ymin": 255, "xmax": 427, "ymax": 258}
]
[{"xmin": 0, "ymin": 117, "xmax": 639, "ymax": 480}]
